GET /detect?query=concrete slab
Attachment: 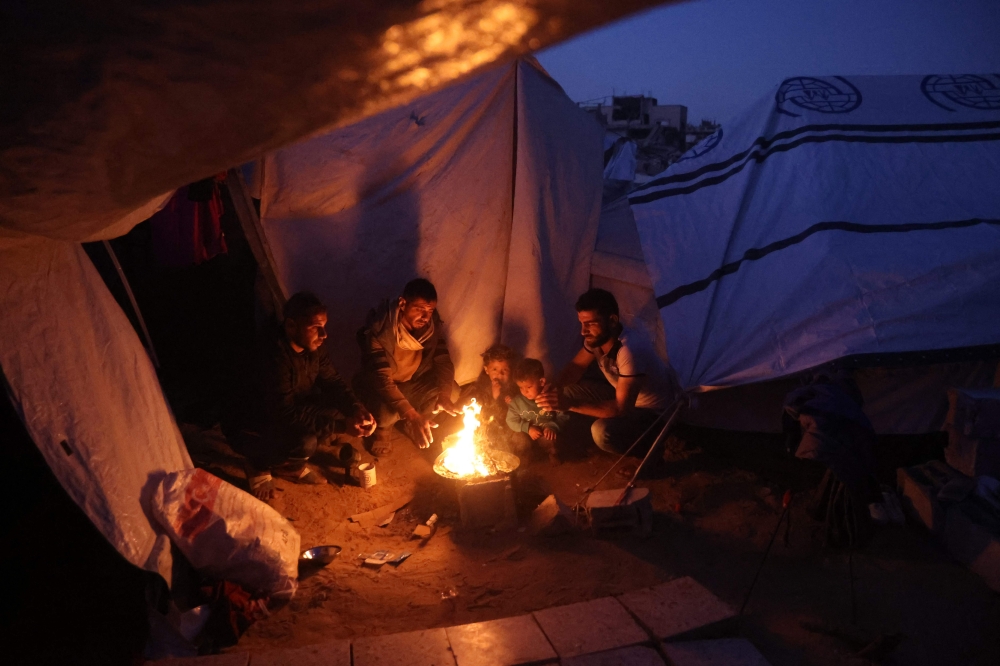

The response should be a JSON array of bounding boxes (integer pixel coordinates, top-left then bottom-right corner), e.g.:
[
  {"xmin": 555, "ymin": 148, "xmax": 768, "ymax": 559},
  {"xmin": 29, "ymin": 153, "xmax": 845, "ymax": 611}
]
[
  {"xmin": 532, "ymin": 597, "xmax": 648, "ymax": 658},
  {"xmin": 617, "ymin": 577, "xmax": 736, "ymax": 641},
  {"xmin": 446, "ymin": 614, "xmax": 557, "ymax": 665},
  {"xmin": 661, "ymin": 638, "xmax": 771, "ymax": 666},
  {"xmin": 151, "ymin": 654, "xmax": 249, "ymax": 666},
  {"xmin": 561, "ymin": 645, "xmax": 665, "ymax": 665},
  {"xmin": 353, "ymin": 628, "xmax": 456, "ymax": 666},
  {"xmin": 897, "ymin": 461, "xmax": 966, "ymax": 535},
  {"xmin": 945, "ymin": 499, "xmax": 1000, "ymax": 592},
  {"xmin": 249, "ymin": 639, "xmax": 350, "ymax": 666}
]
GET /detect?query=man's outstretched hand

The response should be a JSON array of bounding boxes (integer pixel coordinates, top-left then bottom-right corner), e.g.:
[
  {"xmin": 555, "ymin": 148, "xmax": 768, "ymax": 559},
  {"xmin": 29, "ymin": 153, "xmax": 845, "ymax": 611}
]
[
  {"xmin": 432, "ymin": 399, "xmax": 459, "ymax": 417},
  {"xmin": 347, "ymin": 405, "xmax": 376, "ymax": 437},
  {"xmin": 404, "ymin": 409, "xmax": 438, "ymax": 448},
  {"xmin": 535, "ymin": 385, "xmax": 566, "ymax": 413}
]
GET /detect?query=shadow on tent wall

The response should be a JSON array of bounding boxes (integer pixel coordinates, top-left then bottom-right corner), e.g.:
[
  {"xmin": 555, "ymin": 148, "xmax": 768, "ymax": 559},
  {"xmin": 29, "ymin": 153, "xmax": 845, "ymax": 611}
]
[{"xmin": 0, "ymin": 369, "xmax": 151, "ymax": 666}]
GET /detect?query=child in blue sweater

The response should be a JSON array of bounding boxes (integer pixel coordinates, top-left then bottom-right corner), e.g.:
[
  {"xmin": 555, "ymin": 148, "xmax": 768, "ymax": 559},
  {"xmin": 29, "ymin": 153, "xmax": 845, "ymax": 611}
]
[{"xmin": 506, "ymin": 358, "xmax": 569, "ymax": 462}]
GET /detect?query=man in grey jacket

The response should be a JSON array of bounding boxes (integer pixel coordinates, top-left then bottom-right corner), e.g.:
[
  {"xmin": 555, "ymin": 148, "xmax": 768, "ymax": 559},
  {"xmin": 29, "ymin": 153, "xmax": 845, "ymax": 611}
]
[{"xmin": 354, "ymin": 278, "xmax": 457, "ymax": 455}]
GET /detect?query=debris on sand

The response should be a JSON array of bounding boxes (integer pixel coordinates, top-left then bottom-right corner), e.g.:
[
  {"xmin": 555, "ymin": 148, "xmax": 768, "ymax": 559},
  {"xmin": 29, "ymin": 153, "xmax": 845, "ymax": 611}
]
[{"xmin": 528, "ymin": 495, "xmax": 575, "ymax": 536}]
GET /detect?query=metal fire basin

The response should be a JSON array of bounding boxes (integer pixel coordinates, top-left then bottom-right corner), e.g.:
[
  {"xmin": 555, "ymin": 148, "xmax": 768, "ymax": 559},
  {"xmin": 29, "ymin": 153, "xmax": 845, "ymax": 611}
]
[
  {"xmin": 455, "ymin": 474, "xmax": 517, "ymax": 530},
  {"xmin": 433, "ymin": 444, "xmax": 520, "ymax": 530}
]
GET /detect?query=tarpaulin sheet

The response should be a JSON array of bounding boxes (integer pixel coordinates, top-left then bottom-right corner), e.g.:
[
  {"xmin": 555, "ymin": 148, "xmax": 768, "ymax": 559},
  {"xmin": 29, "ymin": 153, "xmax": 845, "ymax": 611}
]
[
  {"xmin": 0, "ymin": 237, "xmax": 192, "ymax": 569},
  {"xmin": 630, "ymin": 74, "xmax": 1000, "ymax": 390},
  {"xmin": 260, "ymin": 59, "xmax": 602, "ymax": 382}
]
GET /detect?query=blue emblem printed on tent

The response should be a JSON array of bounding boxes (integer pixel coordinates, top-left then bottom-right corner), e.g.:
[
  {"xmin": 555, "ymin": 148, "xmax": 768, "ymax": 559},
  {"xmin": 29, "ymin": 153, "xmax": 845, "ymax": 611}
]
[
  {"xmin": 922, "ymin": 75, "xmax": 1000, "ymax": 112},
  {"xmin": 677, "ymin": 127, "xmax": 723, "ymax": 162},
  {"xmin": 775, "ymin": 76, "xmax": 862, "ymax": 117}
]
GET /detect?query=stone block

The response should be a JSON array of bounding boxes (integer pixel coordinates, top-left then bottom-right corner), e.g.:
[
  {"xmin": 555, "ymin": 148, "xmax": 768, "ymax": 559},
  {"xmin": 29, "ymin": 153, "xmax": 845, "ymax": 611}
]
[
  {"xmin": 532, "ymin": 597, "xmax": 648, "ymax": 658},
  {"xmin": 561, "ymin": 645, "xmax": 665, "ymax": 665},
  {"xmin": 352, "ymin": 628, "xmax": 455, "ymax": 666},
  {"xmin": 446, "ymin": 614, "xmax": 557, "ymax": 665},
  {"xmin": 661, "ymin": 638, "xmax": 770, "ymax": 666},
  {"xmin": 945, "ymin": 388, "xmax": 1000, "ymax": 478},
  {"xmin": 586, "ymin": 487, "xmax": 652, "ymax": 534},
  {"xmin": 151, "ymin": 654, "xmax": 249, "ymax": 666},
  {"xmin": 945, "ymin": 499, "xmax": 1000, "ymax": 592},
  {"xmin": 897, "ymin": 461, "xmax": 967, "ymax": 535},
  {"xmin": 528, "ymin": 495, "xmax": 574, "ymax": 536},
  {"xmin": 249, "ymin": 639, "xmax": 350, "ymax": 666},
  {"xmin": 617, "ymin": 577, "xmax": 736, "ymax": 642}
]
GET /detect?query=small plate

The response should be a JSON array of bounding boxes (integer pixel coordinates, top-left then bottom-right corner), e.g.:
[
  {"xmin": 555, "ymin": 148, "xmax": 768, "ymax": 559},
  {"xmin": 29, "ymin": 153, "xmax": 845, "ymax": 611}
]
[{"xmin": 299, "ymin": 545, "xmax": 342, "ymax": 567}]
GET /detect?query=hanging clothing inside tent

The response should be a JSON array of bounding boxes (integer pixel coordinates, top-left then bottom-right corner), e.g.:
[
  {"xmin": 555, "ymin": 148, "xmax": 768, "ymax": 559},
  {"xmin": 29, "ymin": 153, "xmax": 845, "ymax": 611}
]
[{"xmin": 150, "ymin": 176, "xmax": 228, "ymax": 267}]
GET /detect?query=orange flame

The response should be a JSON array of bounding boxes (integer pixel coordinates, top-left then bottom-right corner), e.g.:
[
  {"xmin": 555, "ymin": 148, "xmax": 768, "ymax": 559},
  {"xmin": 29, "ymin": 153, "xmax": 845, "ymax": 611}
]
[{"xmin": 440, "ymin": 398, "xmax": 492, "ymax": 478}]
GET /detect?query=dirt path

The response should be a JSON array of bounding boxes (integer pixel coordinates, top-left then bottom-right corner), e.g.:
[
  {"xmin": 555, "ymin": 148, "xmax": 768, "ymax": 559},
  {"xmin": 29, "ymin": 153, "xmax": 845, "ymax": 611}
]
[{"xmin": 187, "ymin": 424, "xmax": 1000, "ymax": 665}]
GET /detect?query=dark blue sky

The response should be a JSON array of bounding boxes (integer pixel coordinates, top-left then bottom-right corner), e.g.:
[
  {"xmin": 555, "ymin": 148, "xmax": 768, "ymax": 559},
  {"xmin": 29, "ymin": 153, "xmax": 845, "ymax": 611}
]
[{"xmin": 537, "ymin": 0, "xmax": 1000, "ymax": 124}]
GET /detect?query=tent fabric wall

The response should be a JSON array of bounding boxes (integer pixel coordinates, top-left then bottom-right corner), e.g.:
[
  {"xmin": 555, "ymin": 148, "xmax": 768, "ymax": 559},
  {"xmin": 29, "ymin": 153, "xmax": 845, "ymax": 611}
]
[
  {"xmin": 500, "ymin": 60, "xmax": 604, "ymax": 373},
  {"xmin": 591, "ymin": 194, "xmax": 670, "ymax": 368},
  {"xmin": 260, "ymin": 60, "xmax": 603, "ymax": 383},
  {"xmin": 630, "ymin": 74, "xmax": 1000, "ymax": 390},
  {"xmin": 0, "ymin": 238, "xmax": 192, "ymax": 569}
]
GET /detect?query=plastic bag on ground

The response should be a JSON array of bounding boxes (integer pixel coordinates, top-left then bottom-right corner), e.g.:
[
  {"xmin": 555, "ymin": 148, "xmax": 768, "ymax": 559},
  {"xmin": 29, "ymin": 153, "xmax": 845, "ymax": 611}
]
[{"xmin": 151, "ymin": 469, "xmax": 300, "ymax": 600}]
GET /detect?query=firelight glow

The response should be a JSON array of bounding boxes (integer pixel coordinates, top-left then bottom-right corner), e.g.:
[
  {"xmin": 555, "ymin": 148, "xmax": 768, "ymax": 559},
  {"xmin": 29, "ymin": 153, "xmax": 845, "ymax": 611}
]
[{"xmin": 440, "ymin": 398, "xmax": 492, "ymax": 478}]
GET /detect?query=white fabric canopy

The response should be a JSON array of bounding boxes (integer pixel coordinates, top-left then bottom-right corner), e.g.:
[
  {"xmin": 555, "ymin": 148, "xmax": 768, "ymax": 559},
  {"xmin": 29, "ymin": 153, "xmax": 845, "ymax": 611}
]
[
  {"xmin": 0, "ymin": 237, "xmax": 192, "ymax": 569},
  {"xmin": 630, "ymin": 74, "xmax": 1000, "ymax": 390},
  {"xmin": 260, "ymin": 59, "xmax": 603, "ymax": 383}
]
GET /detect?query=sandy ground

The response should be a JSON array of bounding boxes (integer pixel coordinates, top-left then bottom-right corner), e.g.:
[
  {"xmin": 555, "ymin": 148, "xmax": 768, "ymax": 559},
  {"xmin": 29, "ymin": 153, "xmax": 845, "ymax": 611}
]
[{"xmin": 183, "ymin": 423, "xmax": 1000, "ymax": 666}]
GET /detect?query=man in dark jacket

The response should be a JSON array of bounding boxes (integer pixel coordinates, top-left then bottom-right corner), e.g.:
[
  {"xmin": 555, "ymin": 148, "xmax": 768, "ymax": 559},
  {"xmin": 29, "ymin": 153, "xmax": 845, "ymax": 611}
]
[
  {"xmin": 354, "ymin": 278, "xmax": 456, "ymax": 455},
  {"xmin": 243, "ymin": 291, "xmax": 375, "ymax": 500}
]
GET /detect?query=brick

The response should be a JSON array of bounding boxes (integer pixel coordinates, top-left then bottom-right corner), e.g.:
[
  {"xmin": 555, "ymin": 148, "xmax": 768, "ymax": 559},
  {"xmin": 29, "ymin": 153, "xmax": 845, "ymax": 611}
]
[
  {"xmin": 528, "ymin": 495, "xmax": 574, "ymax": 537},
  {"xmin": 617, "ymin": 577, "xmax": 736, "ymax": 642},
  {"xmin": 352, "ymin": 628, "xmax": 455, "ymax": 666},
  {"xmin": 896, "ymin": 461, "xmax": 967, "ymax": 535},
  {"xmin": 561, "ymin": 645, "xmax": 665, "ymax": 665},
  {"xmin": 446, "ymin": 614, "xmax": 557, "ymax": 665},
  {"xmin": 249, "ymin": 639, "xmax": 350, "ymax": 666},
  {"xmin": 586, "ymin": 487, "xmax": 652, "ymax": 534},
  {"xmin": 532, "ymin": 597, "xmax": 648, "ymax": 658},
  {"xmin": 945, "ymin": 499, "xmax": 1000, "ymax": 593},
  {"xmin": 661, "ymin": 638, "xmax": 771, "ymax": 666},
  {"xmin": 150, "ymin": 654, "xmax": 249, "ymax": 666}
]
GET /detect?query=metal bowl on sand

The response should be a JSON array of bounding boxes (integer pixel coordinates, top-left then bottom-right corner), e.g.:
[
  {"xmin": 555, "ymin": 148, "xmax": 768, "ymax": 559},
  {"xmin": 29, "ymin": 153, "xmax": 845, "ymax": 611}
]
[{"xmin": 299, "ymin": 545, "xmax": 342, "ymax": 568}]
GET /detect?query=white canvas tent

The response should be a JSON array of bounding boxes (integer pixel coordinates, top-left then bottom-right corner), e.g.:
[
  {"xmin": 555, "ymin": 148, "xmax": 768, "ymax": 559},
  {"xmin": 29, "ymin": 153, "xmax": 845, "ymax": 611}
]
[
  {"xmin": 0, "ymin": 55, "xmax": 603, "ymax": 578},
  {"xmin": 256, "ymin": 59, "xmax": 603, "ymax": 383},
  {"xmin": 623, "ymin": 74, "xmax": 1000, "ymax": 429}
]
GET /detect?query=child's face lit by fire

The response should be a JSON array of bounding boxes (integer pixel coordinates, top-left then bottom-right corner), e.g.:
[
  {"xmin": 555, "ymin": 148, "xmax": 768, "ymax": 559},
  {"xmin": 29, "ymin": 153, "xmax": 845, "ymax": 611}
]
[
  {"xmin": 485, "ymin": 360, "xmax": 510, "ymax": 387},
  {"xmin": 517, "ymin": 377, "xmax": 545, "ymax": 401}
]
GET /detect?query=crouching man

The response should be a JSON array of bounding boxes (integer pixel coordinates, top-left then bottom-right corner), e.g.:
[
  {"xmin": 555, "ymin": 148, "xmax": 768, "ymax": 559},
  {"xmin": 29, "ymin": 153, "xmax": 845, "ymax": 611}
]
[
  {"xmin": 354, "ymin": 278, "xmax": 457, "ymax": 455},
  {"xmin": 244, "ymin": 292, "xmax": 375, "ymax": 500},
  {"xmin": 536, "ymin": 288, "xmax": 678, "ymax": 455}
]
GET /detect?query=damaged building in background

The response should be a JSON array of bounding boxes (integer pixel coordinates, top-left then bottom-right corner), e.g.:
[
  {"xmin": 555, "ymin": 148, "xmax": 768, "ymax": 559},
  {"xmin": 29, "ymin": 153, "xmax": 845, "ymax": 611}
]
[{"xmin": 584, "ymin": 94, "xmax": 719, "ymax": 180}]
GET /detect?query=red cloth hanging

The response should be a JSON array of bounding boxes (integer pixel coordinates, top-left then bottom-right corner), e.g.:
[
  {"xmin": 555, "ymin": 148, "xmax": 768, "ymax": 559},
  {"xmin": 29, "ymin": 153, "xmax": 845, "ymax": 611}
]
[{"xmin": 150, "ymin": 175, "xmax": 228, "ymax": 267}]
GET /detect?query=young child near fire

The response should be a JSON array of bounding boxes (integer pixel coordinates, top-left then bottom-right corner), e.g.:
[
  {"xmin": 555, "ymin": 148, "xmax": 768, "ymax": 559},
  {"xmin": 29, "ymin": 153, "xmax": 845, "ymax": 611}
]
[
  {"xmin": 460, "ymin": 344, "xmax": 520, "ymax": 453},
  {"xmin": 507, "ymin": 358, "xmax": 569, "ymax": 462}
]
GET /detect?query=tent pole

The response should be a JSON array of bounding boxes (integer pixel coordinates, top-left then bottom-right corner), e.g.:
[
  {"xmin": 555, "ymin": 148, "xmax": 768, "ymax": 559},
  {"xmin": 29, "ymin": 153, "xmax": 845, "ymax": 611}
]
[
  {"xmin": 101, "ymin": 240, "xmax": 160, "ymax": 369},
  {"xmin": 225, "ymin": 167, "xmax": 286, "ymax": 316}
]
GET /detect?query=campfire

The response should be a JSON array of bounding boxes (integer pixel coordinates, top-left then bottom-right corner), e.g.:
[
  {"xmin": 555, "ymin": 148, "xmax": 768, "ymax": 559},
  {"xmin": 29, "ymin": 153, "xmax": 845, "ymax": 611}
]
[
  {"xmin": 433, "ymin": 399, "xmax": 519, "ymax": 480},
  {"xmin": 432, "ymin": 399, "xmax": 520, "ymax": 529}
]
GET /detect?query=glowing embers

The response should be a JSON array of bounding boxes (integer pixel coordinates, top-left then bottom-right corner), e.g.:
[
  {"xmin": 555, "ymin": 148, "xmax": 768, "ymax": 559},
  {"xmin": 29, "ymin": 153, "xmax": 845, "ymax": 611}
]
[{"xmin": 433, "ymin": 398, "xmax": 519, "ymax": 480}]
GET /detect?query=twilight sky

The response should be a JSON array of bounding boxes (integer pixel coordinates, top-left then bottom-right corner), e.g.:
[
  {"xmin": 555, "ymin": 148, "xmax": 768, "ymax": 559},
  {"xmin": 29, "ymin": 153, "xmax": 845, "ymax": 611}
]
[{"xmin": 536, "ymin": 0, "xmax": 1000, "ymax": 124}]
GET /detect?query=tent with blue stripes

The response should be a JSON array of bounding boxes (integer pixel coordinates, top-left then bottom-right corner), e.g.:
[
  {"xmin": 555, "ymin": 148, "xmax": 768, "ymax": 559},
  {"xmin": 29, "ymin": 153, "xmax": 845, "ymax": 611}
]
[{"xmin": 628, "ymin": 75, "xmax": 1000, "ymax": 397}]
